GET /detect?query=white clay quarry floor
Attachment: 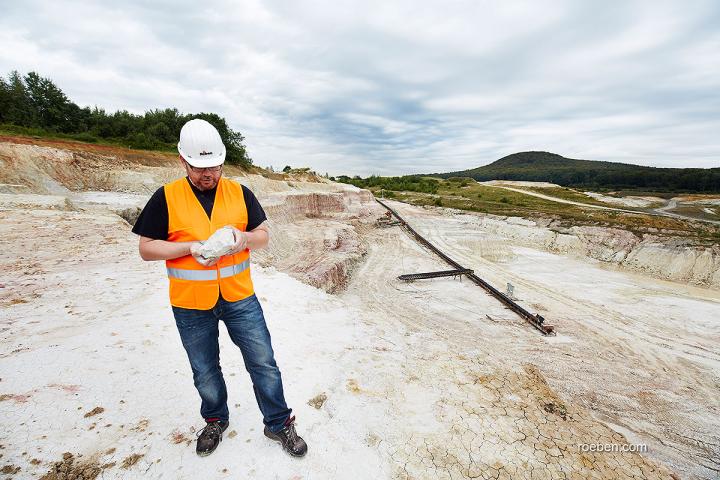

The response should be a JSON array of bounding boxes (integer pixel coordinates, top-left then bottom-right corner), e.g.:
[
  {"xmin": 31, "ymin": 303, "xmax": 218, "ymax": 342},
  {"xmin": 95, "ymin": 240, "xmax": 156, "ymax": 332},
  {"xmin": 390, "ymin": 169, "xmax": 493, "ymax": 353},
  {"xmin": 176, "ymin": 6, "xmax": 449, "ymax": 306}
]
[{"xmin": 1, "ymin": 200, "xmax": 718, "ymax": 479}]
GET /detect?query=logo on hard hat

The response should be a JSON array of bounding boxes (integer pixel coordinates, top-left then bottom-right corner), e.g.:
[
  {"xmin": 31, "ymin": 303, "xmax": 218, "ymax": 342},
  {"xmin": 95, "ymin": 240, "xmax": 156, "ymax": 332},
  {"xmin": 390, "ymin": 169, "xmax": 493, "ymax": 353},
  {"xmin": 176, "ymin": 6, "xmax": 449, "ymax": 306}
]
[{"xmin": 199, "ymin": 151, "xmax": 213, "ymax": 156}]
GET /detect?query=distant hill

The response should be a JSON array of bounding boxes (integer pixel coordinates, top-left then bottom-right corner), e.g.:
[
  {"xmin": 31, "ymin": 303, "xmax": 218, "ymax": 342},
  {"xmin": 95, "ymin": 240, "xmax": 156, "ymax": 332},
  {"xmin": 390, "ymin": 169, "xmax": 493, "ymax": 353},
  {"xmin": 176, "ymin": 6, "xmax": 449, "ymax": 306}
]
[{"xmin": 431, "ymin": 151, "xmax": 720, "ymax": 193}]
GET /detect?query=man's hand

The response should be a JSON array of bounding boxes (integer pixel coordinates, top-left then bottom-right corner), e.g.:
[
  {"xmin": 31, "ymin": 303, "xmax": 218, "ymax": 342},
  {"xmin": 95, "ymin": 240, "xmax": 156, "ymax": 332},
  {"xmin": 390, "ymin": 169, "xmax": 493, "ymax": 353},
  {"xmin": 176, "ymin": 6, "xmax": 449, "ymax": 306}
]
[
  {"xmin": 190, "ymin": 241, "xmax": 219, "ymax": 267},
  {"xmin": 226, "ymin": 226, "xmax": 248, "ymax": 255}
]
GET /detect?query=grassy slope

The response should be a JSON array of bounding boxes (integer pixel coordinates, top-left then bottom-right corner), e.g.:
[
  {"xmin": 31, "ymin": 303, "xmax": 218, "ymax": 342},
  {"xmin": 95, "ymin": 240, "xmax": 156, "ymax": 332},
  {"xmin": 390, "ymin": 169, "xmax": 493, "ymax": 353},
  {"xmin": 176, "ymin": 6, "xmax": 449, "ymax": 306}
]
[
  {"xmin": 374, "ymin": 180, "xmax": 720, "ymax": 245},
  {"xmin": 0, "ymin": 123, "xmax": 177, "ymax": 154},
  {"xmin": 513, "ymin": 186, "xmax": 611, "ymax": 207}
]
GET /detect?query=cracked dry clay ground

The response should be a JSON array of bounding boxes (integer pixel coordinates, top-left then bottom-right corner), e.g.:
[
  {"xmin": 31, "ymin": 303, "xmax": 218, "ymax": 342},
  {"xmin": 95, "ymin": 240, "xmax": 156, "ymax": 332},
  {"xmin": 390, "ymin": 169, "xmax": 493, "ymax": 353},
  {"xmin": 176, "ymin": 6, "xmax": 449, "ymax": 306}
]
[
  {"xmin": 346, "ymin": 199, "xmax": 716, "ymax": 479},
  {"xmin": 338, "ymin": 219, "xmax": 681, "ymax": 479}
]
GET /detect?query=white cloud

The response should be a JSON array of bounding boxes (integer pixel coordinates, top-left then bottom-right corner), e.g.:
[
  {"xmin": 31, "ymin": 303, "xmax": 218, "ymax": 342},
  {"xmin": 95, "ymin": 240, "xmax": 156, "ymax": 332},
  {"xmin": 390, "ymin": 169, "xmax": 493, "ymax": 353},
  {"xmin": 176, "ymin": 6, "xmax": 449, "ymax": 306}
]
[{"xmin": 0, "ymin": 0, "xmax": 718, "ymax": 175}]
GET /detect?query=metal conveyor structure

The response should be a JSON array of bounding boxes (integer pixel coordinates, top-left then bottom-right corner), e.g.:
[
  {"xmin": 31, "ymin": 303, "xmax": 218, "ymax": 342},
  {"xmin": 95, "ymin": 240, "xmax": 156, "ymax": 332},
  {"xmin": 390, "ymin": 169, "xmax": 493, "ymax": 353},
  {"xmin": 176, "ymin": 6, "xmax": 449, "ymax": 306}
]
[
  {"xmin": 398, "ymin": 269, "xmax": 474, "ymax": 282},
  {"xmin": 376, "ymin": 198, "xmax": 555, "ymax": 335}
]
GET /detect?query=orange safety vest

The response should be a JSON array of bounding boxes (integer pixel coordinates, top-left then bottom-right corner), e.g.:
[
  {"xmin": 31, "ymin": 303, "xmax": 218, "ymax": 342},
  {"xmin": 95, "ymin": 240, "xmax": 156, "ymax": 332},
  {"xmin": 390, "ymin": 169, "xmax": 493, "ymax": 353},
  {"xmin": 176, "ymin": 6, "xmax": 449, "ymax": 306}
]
[{"xmin": 164, "ymin": 177, "xmax": 254, "ymax": 309}]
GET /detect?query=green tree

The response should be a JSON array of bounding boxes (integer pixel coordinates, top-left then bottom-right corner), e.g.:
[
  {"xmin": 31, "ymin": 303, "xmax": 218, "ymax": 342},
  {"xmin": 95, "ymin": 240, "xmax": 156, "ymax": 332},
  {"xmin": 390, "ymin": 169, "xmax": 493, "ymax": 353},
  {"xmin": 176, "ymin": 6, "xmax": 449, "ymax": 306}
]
[
  {"xmin": 24, "ymin": 72, "xmax": 73, "ymax": 131},
  {"xmin": 2, "ymin": 71, "xmax": 35, "ymax": 126},
  {"xmin": 0, "ymin": 76, "xmax": 10, "ymax": 123}
]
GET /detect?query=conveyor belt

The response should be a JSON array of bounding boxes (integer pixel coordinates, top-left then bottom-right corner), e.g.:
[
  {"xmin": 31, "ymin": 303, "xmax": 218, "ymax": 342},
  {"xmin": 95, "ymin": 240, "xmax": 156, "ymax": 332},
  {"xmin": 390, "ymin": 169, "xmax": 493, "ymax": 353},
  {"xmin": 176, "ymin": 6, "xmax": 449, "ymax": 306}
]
[
  {"xmin": 376, "ymin": 198, "xmax": 555, "ymax": 335},
  {"xmin": 398, "ymin": 269, "xmax": 474, "ymax": 281}
]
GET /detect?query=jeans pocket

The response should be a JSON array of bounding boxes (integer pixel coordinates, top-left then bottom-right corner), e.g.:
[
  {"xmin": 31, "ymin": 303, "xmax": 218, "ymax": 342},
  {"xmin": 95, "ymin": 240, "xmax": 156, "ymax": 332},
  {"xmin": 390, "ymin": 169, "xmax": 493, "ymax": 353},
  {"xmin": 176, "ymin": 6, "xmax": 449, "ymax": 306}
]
[{"xmin": 172, "ymin": 306, "xmax": 206, "ymax": 330}]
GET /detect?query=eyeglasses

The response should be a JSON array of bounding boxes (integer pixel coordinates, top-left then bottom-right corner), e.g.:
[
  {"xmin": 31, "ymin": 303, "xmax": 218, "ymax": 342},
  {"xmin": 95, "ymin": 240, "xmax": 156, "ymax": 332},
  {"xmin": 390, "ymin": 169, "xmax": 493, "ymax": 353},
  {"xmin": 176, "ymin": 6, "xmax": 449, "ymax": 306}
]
[{"xmin": 188, "ymin": 164, "xmax": 222, "ymax": 173}]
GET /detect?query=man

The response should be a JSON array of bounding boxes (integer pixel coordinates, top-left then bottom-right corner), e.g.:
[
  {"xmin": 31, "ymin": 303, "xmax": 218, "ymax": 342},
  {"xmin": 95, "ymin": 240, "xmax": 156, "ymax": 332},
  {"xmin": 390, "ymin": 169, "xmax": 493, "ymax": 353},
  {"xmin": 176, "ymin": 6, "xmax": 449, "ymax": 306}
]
[{"xmin": 131, "ymin": 118, "xmax": 307, "ymax": 458}]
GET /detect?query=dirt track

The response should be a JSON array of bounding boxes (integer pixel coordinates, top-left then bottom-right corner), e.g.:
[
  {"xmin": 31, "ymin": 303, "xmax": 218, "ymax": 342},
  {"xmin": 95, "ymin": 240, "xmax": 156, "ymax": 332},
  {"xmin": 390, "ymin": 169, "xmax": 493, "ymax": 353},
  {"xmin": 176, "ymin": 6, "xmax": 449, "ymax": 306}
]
[{"xmin": 481, "ymin": 181, "xmax": 720, "ymax": 226}]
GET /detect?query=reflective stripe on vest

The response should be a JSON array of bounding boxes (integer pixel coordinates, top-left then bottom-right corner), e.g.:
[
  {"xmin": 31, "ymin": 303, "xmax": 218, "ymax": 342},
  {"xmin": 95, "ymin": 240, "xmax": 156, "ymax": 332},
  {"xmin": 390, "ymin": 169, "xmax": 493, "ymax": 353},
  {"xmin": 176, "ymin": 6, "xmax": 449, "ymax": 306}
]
[{"xmin": 167, "ymin": 259, "xmax": 250, "ymax": 281}]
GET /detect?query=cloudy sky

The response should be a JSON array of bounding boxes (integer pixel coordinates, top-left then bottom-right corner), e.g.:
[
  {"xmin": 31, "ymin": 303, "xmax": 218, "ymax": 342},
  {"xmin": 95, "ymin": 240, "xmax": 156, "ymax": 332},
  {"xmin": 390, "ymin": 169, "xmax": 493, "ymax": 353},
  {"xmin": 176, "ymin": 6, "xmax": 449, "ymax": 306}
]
[{"xmin": 1, "ymin": 0, "xmax": 718, "ymax": 175}]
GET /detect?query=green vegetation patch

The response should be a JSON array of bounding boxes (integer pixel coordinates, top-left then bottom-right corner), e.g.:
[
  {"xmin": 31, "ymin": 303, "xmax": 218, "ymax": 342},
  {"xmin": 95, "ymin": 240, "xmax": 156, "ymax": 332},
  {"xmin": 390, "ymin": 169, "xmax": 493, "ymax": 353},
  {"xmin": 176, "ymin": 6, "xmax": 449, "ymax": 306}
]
[
  {"xmin": 336, "ymin": 174, "xmax": 439, "ymax": 194},
  {"xmin": 341, "ymin": 174, "xmax": 720, "ymax": 244},
  {"xmin": 520, "ymin": 186, "xmax": 610, "ymax": 206},
  {"xmin": 0, "ymin": 70, "xmax": 252, "ymax": 167}
]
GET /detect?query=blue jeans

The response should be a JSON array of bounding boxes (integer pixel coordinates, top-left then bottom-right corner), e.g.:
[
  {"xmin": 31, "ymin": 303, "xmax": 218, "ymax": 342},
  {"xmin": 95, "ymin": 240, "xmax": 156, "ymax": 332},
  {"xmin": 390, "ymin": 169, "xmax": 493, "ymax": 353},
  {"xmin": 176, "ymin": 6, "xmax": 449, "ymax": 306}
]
[{"xmin": 171, "ymin": 293, "xmax": 292, "ymax": 433}]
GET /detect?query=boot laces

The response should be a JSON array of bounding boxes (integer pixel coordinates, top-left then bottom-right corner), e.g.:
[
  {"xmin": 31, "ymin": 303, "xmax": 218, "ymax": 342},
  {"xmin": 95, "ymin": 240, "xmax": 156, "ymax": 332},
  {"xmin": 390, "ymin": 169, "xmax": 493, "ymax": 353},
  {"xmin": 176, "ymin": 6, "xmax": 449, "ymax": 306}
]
[
  {"xmin": 197, "ymin": 421, "xmax": 223, "ymax": 440},
  {"xmin": 284, "ymin": 422, "xmax": 300, "ymax": 445}
]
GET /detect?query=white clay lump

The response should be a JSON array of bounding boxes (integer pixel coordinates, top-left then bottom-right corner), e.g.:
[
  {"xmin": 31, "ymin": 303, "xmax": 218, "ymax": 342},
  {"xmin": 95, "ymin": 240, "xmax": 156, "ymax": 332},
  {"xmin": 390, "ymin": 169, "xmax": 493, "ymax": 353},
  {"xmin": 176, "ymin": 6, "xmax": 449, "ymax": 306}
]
[{"xmin": 197, "ymin": 226, "xmax": 237, "ymax": 260}]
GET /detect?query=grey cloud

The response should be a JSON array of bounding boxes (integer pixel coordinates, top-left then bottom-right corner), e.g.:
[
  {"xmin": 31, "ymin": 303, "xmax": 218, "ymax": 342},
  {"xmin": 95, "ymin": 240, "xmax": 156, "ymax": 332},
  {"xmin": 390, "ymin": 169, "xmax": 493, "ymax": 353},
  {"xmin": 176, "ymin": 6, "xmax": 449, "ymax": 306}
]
[{"xmin": 1, "ymin": 0, "xmax": 718, "ymax": 176}]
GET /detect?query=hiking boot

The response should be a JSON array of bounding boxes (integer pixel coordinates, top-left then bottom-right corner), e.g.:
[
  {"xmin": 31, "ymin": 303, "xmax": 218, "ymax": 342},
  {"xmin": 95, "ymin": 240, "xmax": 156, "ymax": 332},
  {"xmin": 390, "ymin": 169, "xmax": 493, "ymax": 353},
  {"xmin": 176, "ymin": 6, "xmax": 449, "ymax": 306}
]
[
  {"xmin": 264, "ymin": 415, "xmax": 307, "ymax": 457},
  {"xmin": 196, "ymin": 419, "xmax": 229, "ymax": 457}
]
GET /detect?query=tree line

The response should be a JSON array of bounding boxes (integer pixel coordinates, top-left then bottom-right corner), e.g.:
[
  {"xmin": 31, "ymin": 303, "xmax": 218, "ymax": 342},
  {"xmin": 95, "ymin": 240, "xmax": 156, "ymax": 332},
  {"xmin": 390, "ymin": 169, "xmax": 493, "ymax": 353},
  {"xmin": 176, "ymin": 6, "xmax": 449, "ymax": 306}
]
[
  {"xmin": 0, "ymin": 71, "xmax": 252, "ymax": 167},
  {"xmin": 469, "ymin": 168, "xmax": 720, "ymax": 192},
  {"xmin": 335, "ymin": 174, "xmax": 439, "ymax": 194}
]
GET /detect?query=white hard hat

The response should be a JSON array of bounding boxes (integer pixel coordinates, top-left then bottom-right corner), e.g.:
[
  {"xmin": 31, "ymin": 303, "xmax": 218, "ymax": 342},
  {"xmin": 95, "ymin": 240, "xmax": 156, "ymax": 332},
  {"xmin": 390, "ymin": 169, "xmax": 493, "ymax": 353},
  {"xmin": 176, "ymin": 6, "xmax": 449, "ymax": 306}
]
[{"xmin": 178, "ymin": 119, "xmax": 226, "ymax": 168}]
